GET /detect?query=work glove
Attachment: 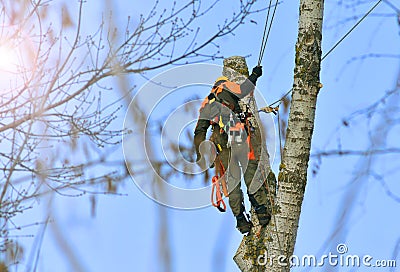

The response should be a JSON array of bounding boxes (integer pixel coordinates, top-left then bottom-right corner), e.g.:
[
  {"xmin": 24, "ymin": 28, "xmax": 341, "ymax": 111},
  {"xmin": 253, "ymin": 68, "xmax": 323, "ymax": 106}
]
[
  {"xmin": 196, "ymin": 153, "xmax": 207, "ymax": 170},
  {"xmin": 252, "ymin": 66, "xmax": 263, "ymax": 78},
  {"xmin": 195, "ymin": 152, "xmax": 201, "ymax": 163},
  {"xmin": 196, "ymin": 152, "xmax": 214, "ymax": 169}
]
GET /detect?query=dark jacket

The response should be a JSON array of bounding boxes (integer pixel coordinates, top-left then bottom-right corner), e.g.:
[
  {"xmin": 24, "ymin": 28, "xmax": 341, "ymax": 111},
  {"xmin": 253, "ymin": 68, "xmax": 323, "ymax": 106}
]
[{"xmin": 194, "ymin": 74, "xmax": 259, "ymax": 159}]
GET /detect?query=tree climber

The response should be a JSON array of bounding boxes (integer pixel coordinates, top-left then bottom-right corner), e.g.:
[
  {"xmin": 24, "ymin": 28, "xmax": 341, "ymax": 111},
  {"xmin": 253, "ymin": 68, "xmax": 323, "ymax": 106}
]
[{"xmin": 194, "ymin": 58, "xmax": 272, "ymax": 234}]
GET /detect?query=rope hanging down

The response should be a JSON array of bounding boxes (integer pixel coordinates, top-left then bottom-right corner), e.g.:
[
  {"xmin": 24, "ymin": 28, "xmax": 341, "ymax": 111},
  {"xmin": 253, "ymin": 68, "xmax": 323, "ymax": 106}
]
[
  {"xmin": 211, "ymin": 157, "xmax": 228, "ymax": 212},
  {"xmin": 262, "ymin": 0, "xmax": 383, "ymax": 108},
  {"xmin": 258, "ymin": 0, "xmax": 280, "ymax": 66},
  {"xmin": 259, "ymin": 0, "xmax": 383, "ymax": 162}
]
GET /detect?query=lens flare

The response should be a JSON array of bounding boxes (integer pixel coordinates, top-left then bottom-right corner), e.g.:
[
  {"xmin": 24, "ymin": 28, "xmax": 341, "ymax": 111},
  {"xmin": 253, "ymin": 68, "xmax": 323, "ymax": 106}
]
[{"xmin": 0, "ymin": 45, "xmax": 16, "ymax": 72}]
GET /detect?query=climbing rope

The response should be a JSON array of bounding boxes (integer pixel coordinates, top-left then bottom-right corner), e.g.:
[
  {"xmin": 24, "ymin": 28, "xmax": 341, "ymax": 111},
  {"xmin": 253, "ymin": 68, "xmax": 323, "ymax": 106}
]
[
  {"xmin": 211, "ymin": 175, "xmax": 227, "ymax": 212},
  {"xmin": 265, "ymin": 0, "xmax": 383, "ymax": 109},
  {"xmin": 276, "ymin": 108, "xmax": 284, "ymax": 158},
  {"xmin": 258, "ymin": 0, "xmax": 280, "ymax": 66},
  {"xmin": 256, "ymin": 3, "xmax": 384, "ymax": 252},
  {"xmin": 258, "ymin": 105, "xmax": 284, "ymax": 158},
  {"xmin": 211, "ymin": 157, "xmax": 228, "ymax": 212},
  {"xmin": 321, "ymin": 0, "xmax": 383, "ymax": 61},
  {"xmin": 242, "ymin": 0, "xmax": 384, "ymax": 258}
]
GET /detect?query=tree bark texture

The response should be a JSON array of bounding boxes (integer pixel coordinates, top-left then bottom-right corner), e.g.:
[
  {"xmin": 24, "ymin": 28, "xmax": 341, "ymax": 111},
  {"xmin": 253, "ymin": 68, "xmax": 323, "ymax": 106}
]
[{"xmin": 234, "ymin": 0, "xmax": 324, "ymax": 271}]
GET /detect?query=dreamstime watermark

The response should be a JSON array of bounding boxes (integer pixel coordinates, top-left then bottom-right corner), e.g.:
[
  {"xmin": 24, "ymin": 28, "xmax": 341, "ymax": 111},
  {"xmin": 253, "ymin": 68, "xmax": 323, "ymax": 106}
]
[{"xmin": 257, "ymin": 243, "xmax": 397, "ymax": 268}]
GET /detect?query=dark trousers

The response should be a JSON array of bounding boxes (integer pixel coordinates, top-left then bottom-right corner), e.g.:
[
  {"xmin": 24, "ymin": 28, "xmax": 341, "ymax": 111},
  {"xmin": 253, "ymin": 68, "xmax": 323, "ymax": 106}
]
[{"xmin": 217, "ymin": 130, "xmax": 271, "ymax": 217}]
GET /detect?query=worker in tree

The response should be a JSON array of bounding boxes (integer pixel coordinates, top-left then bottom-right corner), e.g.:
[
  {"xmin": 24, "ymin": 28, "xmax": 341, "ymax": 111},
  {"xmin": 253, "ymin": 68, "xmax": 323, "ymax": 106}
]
[{"xmin": 194, "ymin": 62, "xmax": 272, "ymax": 234}]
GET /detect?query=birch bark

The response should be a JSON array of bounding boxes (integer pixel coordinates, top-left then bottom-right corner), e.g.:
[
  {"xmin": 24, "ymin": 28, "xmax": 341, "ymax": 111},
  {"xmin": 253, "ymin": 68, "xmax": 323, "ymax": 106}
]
[{"xmin": 234, "ymin": 1, "xmax": 324, "ymax": 271}]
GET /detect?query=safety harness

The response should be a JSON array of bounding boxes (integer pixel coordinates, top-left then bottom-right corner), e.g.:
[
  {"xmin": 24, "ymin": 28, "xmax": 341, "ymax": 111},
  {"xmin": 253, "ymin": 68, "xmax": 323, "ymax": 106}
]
[{"xmin": 205, "ymin": 81, "xmax": 257, "ymax": 212}]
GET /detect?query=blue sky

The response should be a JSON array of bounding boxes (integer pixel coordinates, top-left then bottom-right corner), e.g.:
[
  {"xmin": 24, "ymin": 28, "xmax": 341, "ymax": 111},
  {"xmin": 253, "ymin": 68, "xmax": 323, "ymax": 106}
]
[{"xmin": 8, "ymin": 0, "xmax": 400, "ymax": 271}]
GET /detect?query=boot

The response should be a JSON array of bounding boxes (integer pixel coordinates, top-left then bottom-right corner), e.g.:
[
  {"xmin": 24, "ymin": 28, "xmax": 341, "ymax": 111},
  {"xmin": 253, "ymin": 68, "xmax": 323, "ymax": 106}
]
[
  {"xmin": 255, "ymin": 205, "xmax": 271, "ymax": 227},
  {"xmin": 236, "ymin": 212, "xmax": 253, "ymax": 234}
]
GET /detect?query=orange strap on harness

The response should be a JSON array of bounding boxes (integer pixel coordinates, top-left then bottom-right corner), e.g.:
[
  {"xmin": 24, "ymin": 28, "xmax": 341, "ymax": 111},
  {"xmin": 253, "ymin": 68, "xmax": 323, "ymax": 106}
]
[{"xmin": 211, "ymin": 158, "xmax": 228, "ymax": 212}]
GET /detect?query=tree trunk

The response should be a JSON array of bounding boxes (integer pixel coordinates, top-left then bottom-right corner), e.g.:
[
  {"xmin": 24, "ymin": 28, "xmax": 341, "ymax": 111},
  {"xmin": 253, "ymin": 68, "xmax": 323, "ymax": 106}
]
[{"xmin": 234, "ymin": 0, "xmax": 324, "ymax": 271}]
